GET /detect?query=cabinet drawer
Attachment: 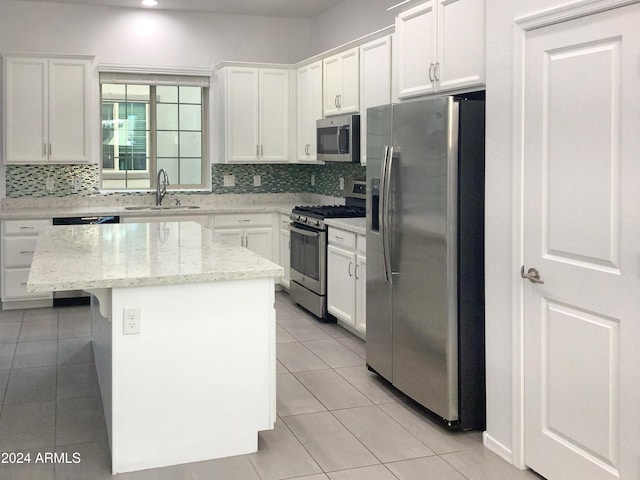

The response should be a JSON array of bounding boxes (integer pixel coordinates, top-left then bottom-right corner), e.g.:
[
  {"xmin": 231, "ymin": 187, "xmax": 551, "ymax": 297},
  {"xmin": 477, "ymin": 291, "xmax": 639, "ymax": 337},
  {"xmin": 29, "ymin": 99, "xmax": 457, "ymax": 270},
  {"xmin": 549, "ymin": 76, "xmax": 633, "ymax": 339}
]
[
  {"xmin": 214, "ymin": 213, "xmax": 272, "ymax": 228},
  {"xmin": 3, "ymin": 237, "xmax": 38, "ymax": 267},
  {"xmin": 3, "ymin": 219, "xmax": 50, "ymax": 235},
  {"xmin": 356, "ymin": 235, "xmax": 366, "ymax": 255},
  {"xmin": 328, "ymin": 228, "xmax": 356, "ymax": 249},
  {"xmin": 3, "ymin": 268, "xmax": 50, "ymax": 300}
]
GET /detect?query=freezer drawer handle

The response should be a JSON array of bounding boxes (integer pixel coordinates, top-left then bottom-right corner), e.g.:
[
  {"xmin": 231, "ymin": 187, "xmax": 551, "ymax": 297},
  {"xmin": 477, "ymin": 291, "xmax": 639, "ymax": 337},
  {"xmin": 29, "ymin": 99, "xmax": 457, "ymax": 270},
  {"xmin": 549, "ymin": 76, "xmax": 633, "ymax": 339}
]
[{"xmin": 521, "ymin": 266, "xmax": 544, "ymax": 284}]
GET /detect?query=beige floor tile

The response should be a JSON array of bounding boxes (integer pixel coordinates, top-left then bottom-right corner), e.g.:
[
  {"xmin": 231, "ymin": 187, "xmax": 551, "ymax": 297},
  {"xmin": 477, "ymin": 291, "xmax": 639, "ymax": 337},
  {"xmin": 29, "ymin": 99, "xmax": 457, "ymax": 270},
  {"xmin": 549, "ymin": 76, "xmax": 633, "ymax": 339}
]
[
  {"xmin": 386, "ymin": 456, "xmax": 467, "ymax": 480},
  {"xmin": 302, "ymin": 338, "xmax": 364, "ymax": 368},
  {"xmin": 4, "ymin": 366, "xmax": 57, "ymax": 404},
  {"xmin": 295, "ymin": 369, "xmax": 372, "ymax": 410},
  {"xmin": 335, "ymin": 365, "xmax": 403, "ymax": 405},
  {"xmin": 277, "ymin": 373, "xmax": 326, "ymax": 417},
  {"xmin": 276, "ymin": 342, "xmax": 330, "ymax": 373},
  {"xmin": 440, "ymin": 446, "xmax": 544, "ymax": 480},
  {"xmin": 0, "ymin": 401, "xmax": 55, "ymax": 451},
  {"xmin": 328, "ymin": 464, "xmax": 398, "ymax": 480}
]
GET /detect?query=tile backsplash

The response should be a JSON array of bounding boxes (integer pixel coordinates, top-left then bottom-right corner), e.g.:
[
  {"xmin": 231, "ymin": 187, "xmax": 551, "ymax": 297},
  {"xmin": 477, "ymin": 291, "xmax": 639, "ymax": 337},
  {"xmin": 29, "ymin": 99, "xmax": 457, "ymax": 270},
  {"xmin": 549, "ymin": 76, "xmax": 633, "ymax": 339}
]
[{"xmin": 5, "ymin": 163, "xmax": 365, "ymax": 199}]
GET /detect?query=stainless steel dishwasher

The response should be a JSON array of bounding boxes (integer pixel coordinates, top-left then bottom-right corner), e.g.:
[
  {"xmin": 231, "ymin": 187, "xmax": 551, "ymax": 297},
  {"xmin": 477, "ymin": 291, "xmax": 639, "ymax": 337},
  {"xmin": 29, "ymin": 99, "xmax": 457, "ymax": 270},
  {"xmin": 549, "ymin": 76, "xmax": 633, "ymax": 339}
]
[{"xmin": 51, "ymin": 215, "xmax": 120, "ymax": 306}]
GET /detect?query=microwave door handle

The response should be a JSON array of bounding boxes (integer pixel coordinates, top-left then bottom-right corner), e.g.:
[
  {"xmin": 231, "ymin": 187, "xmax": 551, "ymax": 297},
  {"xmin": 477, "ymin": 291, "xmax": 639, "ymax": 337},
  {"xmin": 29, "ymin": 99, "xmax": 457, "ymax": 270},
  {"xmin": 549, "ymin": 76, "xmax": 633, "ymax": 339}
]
[{"xmin": 335, "ymin": 126, "xmax": 342, "ymax": 154}]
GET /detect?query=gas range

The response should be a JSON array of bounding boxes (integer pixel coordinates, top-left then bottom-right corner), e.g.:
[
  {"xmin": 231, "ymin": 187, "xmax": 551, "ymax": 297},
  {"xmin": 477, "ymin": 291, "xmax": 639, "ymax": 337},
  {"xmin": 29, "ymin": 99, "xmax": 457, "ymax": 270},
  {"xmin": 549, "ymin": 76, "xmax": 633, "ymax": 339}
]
[
  {"xmin": 290, "ymin": 204, "xmax": 366, "ymax": 230},
  {"xmin": 289, "ymin": 180, "xmax": 366, "ymax": 319}
]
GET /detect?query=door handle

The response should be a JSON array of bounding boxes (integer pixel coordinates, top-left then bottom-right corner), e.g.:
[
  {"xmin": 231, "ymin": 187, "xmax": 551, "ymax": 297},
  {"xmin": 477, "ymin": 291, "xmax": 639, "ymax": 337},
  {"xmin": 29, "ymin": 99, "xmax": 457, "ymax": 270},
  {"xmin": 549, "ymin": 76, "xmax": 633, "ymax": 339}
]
[
  {"xmin": 434, "ymin": 62, "xmax": 440, "ymax": 82},
  {"xmin": 348, "ymin": 261, "xmax": 353, "ymax": 277},
  {"xmin": 428, "ymin": 62, "xmax": 435, "ymax": 82},
  {"xmin": 521, "ymin": 266, "xmax": 544, "ymax": 284}
]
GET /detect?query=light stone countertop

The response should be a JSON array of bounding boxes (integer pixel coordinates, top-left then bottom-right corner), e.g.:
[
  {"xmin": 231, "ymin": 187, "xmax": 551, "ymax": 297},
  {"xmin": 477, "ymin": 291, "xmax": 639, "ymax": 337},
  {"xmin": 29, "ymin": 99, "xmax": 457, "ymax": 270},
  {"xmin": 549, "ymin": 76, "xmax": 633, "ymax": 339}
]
[
  {"xmin": 324, "ymin": 217, "xmax": 366, "ymax": 236},
  {"xmin": 28, "ymin": 221, "xmax": 284, "ymax": 292}
]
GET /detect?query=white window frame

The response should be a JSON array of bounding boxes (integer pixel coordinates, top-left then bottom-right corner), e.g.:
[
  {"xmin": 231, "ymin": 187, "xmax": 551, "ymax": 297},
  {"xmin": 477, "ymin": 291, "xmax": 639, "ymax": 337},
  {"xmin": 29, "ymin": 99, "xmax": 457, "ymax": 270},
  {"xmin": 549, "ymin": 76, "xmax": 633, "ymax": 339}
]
[{"xmin": 98, "ymin": 65, "xmax": 211, "ymax": 191}]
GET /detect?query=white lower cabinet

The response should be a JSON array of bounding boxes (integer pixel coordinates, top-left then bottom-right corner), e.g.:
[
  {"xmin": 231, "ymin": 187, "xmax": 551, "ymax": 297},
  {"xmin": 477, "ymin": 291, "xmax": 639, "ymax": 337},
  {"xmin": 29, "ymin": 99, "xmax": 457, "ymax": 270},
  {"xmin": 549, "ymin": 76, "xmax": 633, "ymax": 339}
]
[
  {"xmin": 1, "ymin": 219, "xmax": 53, "ymax": 308},
  {"xmin": 327, "ymin": 227, "xmax": 366, "ymax": 337},
  {"xmin": 278, "ymin": 214, "xmax": 291, "ymax": 288},
  {"xmin": 213, "ymin": 213, "xmax": 275, "ymax": 262}
]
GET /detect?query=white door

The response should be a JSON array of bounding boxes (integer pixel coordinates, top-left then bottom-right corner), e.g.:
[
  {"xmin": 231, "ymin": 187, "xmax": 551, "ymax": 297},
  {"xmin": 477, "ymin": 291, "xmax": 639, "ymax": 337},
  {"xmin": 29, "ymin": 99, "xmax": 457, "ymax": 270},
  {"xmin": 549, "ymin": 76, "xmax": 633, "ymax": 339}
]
[
  {"xmin": 245, "ymin": 227, "xmax": 274, "ymax": 261},
  {"xmin": 360, "ymin": 35, "xmax": 392, "ymax": 166},
  {"xmin": 225, "ymin": 67, "xmax": 259, "ymax": 162},
  {"xmin": 308, "ymin": 61, "xmax": 323, "ymax": 159},
  {"xmin": 394, "ymin": 1, "xmax": 437, "ymax": 99},
  {"xmin": 279, "ymin": 227, "xmax": 291, "ymax": 288},
  {"xmin": 4, "ymin": 57, "xmax": 48, "ymax": 163},
  {"xmin": 523, "ymin": 5, "xmax": 640, "ymax": 480},
  {"xmin": 436, "ymin": 0, "xmax": 484, "ymax": 92},
  {"xmin": 296, "ymin": 65, "xmax": 312, "ymax": 160},
  {"xmin": 338, "ymin": 48, "xmax": 359, "ymax": 114},
  {"xmin": 323, "ymin": 55, "xmax": 341, "ymax": 116},
  {"xmin": 327, "ymin": 244, "xmax": 356, "ymax": 326},
  {"xmin": 259, "ymin": 69, "xmax": 289, "ymax": 162},
  {"xmin": 48, "ymin": 58, "xmax": 91, "ymax": 162}
]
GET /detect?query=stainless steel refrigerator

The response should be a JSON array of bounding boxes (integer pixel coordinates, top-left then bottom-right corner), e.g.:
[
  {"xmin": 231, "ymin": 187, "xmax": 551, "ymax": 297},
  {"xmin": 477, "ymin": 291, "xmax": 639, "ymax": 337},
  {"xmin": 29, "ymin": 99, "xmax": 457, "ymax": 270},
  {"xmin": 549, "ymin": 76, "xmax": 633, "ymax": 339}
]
[{"xmin": 366, "ymin": 94, "xmax": 485, "ymax": 430}]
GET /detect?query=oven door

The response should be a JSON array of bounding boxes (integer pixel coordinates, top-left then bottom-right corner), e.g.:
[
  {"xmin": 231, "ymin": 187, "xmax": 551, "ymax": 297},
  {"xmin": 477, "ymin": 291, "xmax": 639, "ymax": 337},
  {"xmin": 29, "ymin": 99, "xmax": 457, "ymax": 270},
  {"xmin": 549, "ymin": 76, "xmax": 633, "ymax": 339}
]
[{"xmin": 290, "ymin": 224, "xmax": 326, "ymax": 295}]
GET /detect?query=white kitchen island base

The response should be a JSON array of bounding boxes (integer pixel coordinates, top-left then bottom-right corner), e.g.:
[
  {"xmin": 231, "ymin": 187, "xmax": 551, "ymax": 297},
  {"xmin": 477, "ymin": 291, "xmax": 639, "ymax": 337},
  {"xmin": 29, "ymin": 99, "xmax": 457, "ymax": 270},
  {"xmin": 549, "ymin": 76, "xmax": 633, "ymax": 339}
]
[{"xmin": 91, "ymin": 278, "xmax": 276, "ymax": 474}]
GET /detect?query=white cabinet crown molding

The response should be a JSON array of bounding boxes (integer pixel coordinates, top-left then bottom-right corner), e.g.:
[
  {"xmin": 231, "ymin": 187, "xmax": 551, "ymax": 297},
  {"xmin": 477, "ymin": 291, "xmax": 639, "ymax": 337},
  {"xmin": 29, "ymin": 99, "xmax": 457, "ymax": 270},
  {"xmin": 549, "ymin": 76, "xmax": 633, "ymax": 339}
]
[
  {"xmin": 98, "ymin": 63, "xmax": 212, "ymax": 77},
  {"xmin": 1, "ymin": 52, "xmax": 94, "ymax": 60}
]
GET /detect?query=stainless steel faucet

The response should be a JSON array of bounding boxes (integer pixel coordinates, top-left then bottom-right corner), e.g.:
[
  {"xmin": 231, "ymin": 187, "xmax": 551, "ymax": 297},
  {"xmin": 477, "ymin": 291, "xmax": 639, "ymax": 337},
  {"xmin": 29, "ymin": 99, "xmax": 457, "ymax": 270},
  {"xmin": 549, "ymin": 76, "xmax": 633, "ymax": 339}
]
[{"xmin": 156, "ymin": 169, "xmax": 169, "ymax": 206}]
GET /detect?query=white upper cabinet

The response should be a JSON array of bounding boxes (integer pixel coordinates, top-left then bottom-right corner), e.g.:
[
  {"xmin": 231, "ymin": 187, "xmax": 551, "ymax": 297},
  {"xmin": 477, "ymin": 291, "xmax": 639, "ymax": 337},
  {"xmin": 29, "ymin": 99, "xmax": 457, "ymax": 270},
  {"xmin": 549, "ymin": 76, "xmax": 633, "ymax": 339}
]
[
  {"xmin": 219, "ymin": 66, "xmax": 290, "ymax": 163},
  {"xmin": 4, "ymin": 56, "xmax": 91, "ymax": 164},
  {"xmin": 394, "ymin": 0, "xmax": 485, "ymax": 99},
  {"xmin": 359, "ymin": 35, "xmax": 392, "ymax": 166},
  {"xmin": 296, "ymin": 61, "xmax": 323, "ymax": 162},
  {"xmin": 323, "ymin": 47, "xmax": 359, "ymax": 116}
]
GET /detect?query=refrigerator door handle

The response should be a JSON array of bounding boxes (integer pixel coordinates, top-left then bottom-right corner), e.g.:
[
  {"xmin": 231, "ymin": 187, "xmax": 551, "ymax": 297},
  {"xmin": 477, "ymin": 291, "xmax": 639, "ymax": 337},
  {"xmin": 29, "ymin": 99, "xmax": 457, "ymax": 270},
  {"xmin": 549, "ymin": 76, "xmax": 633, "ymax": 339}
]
[
  {"xmin": 382, "ymin": 146, "xmax": 394, "ymax": 284},
  {"xmin": 379, "ymin": 145, "xmax": 390, "ymax": 283}
]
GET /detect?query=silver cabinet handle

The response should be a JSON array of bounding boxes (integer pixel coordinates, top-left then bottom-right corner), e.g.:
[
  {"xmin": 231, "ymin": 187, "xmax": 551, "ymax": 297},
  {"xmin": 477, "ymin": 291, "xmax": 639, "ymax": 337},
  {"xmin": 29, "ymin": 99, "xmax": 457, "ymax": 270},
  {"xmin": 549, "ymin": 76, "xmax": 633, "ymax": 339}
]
[
  {"xmin": 335, "ymin": 95, "xmax": 339, "ymax": 108},
  {"xmin": 355, "ymin": 264, "xmax": 359, "ymax": 279},
  {"xmin": 19, "ymin": 251, "xmax": 35, "ymax": 254},
  {"xmin": 49, "ymin": 143, "xmax": 52, "ymax": 156},
  {"xmin": 20, "ymin": 282, "xmax": 27, "ymax": 286},
  {"xmin": 348, "ymin": 261, "xmax": 353, "ymax": 277},
  {"xmin": 256, "ymin": 145, "xmax": 259, "ymax": 156},
  {"xmin": 521, "ymin": 266, "xmax": 544, "ymax": 284},
  {"xmin": 245, "ymin": 235, "xmax": 249, "ymax": 248},
  {"xmin": 43, "ymin": 143, "xmax": 47, "ymax": 157},
  {"xmin": 428, "ymin": 63, "xmax": 435, "ymax": 82},
  {"xmin": 261, "ymin": 145, "xmax": 264, "ymax": 156},
  {"xmin": 337, "ymin": 94, "xmax": 341, "ymax": 108},
  {"xmin": 239, "ymin": 219, "xmax": 251, "ymax": 223},
  {"xmin": 434, "ymin": 62, "xmax": 440, "ymax": 82},
  {"xmin": 19, "ymin": 226, "xmax": 35, "ymax": 230},
  {"xmin": 334, "ymin": 235, "xmax": 344, "ymax": 241},
  {"xmin": 240, "ymin": 236, "xmax": 244, "ymax": 247}
]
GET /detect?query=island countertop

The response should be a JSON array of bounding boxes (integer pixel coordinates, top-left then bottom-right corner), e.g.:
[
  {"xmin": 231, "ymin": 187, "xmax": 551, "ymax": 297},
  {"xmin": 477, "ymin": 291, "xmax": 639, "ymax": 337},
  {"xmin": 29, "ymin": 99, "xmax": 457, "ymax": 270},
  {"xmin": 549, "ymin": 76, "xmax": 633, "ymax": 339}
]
[{"xmin": 28, "ymin": 221, "xmax": 283, "ymax": 292}]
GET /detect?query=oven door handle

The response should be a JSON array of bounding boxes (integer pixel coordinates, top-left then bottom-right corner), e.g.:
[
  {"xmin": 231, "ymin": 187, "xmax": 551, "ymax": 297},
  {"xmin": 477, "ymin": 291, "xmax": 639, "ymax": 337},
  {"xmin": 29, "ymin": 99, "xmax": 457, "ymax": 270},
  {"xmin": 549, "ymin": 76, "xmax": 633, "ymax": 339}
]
[{"xmin": 290, "ymin": 225, "xmax": 320, "ymax": 238}]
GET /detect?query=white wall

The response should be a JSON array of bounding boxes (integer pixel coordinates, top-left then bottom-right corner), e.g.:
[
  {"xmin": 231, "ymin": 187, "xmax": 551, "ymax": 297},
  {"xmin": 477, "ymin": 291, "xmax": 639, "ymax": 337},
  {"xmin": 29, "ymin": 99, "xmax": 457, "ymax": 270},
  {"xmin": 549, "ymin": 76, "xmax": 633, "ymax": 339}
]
[
  {"xmin": 309, "ymin": 0, "xmax": 396, "ymax": 54},
  {"xmin": 0, "ymin": 0, "xmax": 311, "ymax": 66}
]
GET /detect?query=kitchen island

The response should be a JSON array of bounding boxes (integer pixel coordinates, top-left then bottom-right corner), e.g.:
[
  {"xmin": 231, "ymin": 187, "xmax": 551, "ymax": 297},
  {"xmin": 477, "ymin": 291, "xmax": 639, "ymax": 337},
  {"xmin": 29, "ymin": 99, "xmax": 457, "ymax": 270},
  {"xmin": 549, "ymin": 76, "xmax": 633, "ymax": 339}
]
[{"xmin": 28, "ymin": 221, "xmax": 283, "ymax": 474}]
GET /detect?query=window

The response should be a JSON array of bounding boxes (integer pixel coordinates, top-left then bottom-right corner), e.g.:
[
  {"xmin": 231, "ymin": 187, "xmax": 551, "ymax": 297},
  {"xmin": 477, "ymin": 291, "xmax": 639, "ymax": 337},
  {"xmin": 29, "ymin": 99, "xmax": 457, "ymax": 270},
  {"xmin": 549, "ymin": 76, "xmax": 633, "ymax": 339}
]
[{"xmin": 99, "ymin": 71, "xmax": 209, "ymax": 190}]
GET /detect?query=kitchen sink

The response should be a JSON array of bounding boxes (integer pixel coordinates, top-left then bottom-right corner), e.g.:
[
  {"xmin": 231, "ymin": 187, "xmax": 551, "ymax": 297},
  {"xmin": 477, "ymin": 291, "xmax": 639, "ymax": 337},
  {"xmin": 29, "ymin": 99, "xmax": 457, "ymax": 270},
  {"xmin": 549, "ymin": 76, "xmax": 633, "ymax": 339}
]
[{"xmin": 124, "ymin": 205, "xmax": 201, "ymax": 211}]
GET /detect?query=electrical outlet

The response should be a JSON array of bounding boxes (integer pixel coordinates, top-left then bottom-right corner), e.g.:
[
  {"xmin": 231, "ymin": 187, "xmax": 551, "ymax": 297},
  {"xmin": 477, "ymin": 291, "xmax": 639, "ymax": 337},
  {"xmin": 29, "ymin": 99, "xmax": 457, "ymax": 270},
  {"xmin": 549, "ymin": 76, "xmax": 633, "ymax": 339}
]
[
  {"xmin": 73, "ymin": 175, "xmax": 82, "ymax": 191},
  {"xmin": 310, "ymin": 174, "xmax": 315, "ymax": 187},
  {"xmin": 339, "ymin": 177, "xmax": 345, "ymax": 190},
  {"xmin": 123, "ymin": 307, "xmax": 142, "ymax": 335},
  {"xmin": 46, "ymin": 177, "xmax": 55, "ymax": 192},
  {"xmin": 223, "ymin": 174, "xmax": 235, "ymax": 187},
  {"xmin": 253, "ymin": 175, "xmax": 261, "ymax": 187}
]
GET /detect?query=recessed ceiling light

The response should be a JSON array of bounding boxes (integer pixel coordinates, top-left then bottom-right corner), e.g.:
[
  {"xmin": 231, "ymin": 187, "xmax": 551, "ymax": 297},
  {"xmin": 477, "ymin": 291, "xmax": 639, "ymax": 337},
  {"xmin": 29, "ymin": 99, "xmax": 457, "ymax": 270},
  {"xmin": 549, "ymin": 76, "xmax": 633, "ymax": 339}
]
[{"xmin": 141, "ymin": 0, "xmax": 158, "ymax": 6}]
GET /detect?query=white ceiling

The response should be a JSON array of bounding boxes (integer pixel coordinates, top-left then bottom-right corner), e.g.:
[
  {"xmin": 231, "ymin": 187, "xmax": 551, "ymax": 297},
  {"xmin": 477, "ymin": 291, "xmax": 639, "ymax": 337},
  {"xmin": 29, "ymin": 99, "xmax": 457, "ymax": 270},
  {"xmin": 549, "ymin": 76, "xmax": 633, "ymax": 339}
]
[{"xmin": 14, "ymin": 0, "xmax": 345, "ymax": 18}]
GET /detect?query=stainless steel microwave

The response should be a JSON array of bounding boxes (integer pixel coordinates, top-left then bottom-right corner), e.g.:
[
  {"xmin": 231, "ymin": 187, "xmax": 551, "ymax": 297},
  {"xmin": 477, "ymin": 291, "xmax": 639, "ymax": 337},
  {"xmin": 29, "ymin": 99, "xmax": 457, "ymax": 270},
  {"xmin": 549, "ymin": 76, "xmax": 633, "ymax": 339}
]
[{"xmin": 316, "ymin": 114, "xmax": 360, "ymax": 163}]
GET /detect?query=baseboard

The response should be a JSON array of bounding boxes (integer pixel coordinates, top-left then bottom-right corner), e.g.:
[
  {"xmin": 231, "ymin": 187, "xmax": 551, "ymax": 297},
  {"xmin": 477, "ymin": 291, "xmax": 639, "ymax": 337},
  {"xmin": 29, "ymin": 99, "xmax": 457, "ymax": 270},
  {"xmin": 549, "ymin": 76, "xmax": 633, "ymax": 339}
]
[{"xmin": 482, "ymin": 431, "xmax": 514, "ymax": 464}]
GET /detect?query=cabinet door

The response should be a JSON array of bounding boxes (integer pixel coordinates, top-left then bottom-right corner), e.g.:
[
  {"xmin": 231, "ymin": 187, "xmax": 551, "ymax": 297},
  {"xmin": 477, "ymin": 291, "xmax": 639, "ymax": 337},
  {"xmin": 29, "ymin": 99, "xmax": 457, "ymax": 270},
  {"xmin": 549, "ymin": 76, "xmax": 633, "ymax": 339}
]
[
  {"xmin": 245, "ymin": 227, "xmax": 274, "ymax": 261},
  {"xmin": 395, "ymin": 1, "xmax": 438, "ymax": 99},
  {"xmin": 356, "ymin": 254, "xmax": 366, "ymax": 334},
  {"xmin": 327, "ymin": 244, "xmax": 356, "ymax": 326},
  {"xmin": 215, "ymin": 228, "xmax": 244, "ymax": 247},
  {"xmin": 436, "ymin": 0, "xmax": 485, "ymax": 92},
  {"xmin": 225, "ymin": 67, "xmax": 260, "ymax": 162},
  {"xmin": 360, "ymin": 36, "xmax": 392, "ymax": 165},
  {"xmin": 297, "ymin": 65, "xmax": 312, "ymax": 160},
  {"xmin": 338, "ymin": 48, "xmax": 360, "ymax": 114},
  {"xmin": 296, "ymin": 62, "xmax": 322, "ymax": 162},
  {"xmin": 259, "ymin": 69, "xmax": 290, "ymax": 162},
  {"xmin": 48, "ymin": 58, "xmax": 91, "ymax": 162},
  {"xmin": 279, "ymin": 227, "xmax": 291, "ymax": 288},
  {"xmin": 4, "ymin": 57, "xmax": 48, "ymax": 163},
  {"xmin": 323, "ymin": 55, "xmax": 342, "ymax": 116}
]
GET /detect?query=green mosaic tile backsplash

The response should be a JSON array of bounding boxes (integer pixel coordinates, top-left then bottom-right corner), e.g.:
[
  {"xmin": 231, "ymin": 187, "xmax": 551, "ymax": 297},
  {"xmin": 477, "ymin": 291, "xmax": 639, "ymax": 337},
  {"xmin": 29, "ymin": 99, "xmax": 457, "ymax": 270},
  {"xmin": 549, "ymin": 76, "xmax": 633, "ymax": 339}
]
[{"xmin": 6, "ymin": 163, "xmax": 366, "ymax": 198}]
